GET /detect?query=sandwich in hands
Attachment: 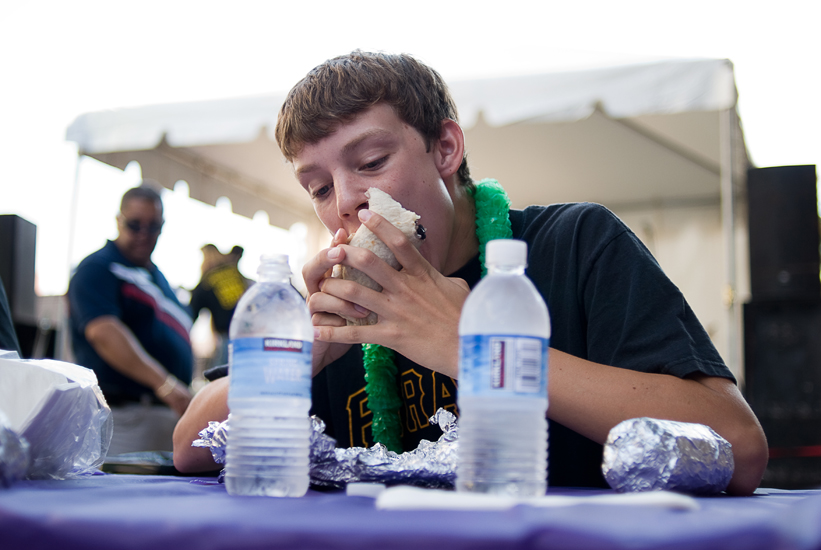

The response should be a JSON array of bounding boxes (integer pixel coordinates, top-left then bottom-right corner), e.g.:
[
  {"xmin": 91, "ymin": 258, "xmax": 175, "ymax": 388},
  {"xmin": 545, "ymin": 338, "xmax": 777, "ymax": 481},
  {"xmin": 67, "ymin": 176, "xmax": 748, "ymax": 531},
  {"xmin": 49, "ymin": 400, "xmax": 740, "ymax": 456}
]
[{"xmin": 332, "ymin": 188, "xmax": 425, "ymax": 326}]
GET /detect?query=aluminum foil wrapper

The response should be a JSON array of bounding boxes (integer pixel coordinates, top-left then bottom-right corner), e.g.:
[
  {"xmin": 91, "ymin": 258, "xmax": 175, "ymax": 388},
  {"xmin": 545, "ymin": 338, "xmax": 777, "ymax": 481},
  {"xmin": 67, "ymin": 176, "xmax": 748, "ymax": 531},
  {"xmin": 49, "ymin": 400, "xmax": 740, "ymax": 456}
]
[
  {"xmin": 193, "ymin": 420, "xmax": 229, "ymax": 465},
  {"xmin": 602, "ymin": 417, "xmax": 734, "ymax": 495},
  {"xmin": 0, "ymin": 417, "xmax": 31, "ymax": 488},
  {"xmin": 311, "ymin": 408, "xmax": 458, "ymax": 489},
  {"xmin": 193, "ymin": 409, "xmax": 458, "ymax": 489}
]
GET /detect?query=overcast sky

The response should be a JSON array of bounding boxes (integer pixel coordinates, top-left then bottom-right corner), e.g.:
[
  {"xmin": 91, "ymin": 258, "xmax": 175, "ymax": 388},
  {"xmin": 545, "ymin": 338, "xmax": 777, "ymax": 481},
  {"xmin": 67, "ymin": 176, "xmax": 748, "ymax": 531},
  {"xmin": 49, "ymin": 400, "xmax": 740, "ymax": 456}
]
[{"xmin": 1, "ymin": 0, "xmax": 819, "ymax": 295}]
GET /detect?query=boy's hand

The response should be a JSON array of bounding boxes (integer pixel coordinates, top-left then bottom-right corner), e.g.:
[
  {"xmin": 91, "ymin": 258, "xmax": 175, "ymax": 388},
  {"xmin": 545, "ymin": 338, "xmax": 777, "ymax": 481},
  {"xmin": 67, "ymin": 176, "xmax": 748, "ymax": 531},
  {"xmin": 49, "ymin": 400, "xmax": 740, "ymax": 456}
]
[
  {"xmin": 302, "ymin": 228, "xmax": 363, "ymax": 375},
  {"xmin": 313, "ymin": 209, "xmax": 470, "ymax": 379}
]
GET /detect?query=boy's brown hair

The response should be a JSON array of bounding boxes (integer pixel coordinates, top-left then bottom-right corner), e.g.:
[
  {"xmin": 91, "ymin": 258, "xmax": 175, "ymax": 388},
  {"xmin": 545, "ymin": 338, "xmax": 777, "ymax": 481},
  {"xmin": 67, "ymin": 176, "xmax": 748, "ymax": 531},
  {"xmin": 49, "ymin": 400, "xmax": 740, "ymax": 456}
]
[{"xmin": 274, "ymin": 50, "xmax": 471, "ymax": 187}]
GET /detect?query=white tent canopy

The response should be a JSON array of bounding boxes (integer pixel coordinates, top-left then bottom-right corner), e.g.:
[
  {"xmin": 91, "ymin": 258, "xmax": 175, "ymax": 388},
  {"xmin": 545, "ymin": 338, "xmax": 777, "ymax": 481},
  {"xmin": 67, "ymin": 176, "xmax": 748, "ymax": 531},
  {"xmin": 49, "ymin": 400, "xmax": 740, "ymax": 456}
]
[
  {"xmin": 66, "ymin": 57, "xmax": 750, "ymax": 374},
  {"xmin": 67, "ymin": 58, "xmax": 747, "ymax": 214}
]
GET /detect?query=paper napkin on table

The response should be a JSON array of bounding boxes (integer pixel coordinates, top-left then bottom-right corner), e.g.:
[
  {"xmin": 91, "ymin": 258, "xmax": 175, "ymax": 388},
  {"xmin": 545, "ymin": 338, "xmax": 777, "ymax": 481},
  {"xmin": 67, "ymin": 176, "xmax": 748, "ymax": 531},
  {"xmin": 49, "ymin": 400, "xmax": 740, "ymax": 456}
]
[{"xmin": 375, "ymin": 486, "xmax": 700, "ymax": 511}]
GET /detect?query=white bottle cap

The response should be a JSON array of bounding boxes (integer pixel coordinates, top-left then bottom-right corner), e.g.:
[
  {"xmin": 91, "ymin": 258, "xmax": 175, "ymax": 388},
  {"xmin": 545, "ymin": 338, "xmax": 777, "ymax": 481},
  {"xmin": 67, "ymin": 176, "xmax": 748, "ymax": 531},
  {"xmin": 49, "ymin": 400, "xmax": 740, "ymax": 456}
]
[
  {"xmin": 485, "ymin": 239, "xmax": 527, "ymax": 267},
  {"xmin": 259, "ymin": 253, "xmax": 289, "ymax": 265},
  {"xmin": 257, "ymin": 253, "xmax": 291, "ymax": 277}
]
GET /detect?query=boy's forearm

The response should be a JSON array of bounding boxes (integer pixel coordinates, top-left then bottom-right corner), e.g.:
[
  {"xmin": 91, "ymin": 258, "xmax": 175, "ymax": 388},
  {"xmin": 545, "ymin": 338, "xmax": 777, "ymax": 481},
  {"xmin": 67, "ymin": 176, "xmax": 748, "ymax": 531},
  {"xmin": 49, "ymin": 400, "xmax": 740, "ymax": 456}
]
[
  {"xmin": 172, "ymin": 377, "xmax": 230, "ymax": 473},
  {"xmin": 546, "ymin": 348, "xmax": 768, "ymax": 495}
]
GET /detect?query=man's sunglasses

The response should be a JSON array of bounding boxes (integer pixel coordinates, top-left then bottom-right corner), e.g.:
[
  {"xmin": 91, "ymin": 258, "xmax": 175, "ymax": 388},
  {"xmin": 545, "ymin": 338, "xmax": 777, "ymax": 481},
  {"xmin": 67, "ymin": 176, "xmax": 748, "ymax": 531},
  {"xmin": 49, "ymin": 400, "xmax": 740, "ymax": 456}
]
[{"xmin": 122, "ymin": 217, "xmax": 164, "ymax": 235}]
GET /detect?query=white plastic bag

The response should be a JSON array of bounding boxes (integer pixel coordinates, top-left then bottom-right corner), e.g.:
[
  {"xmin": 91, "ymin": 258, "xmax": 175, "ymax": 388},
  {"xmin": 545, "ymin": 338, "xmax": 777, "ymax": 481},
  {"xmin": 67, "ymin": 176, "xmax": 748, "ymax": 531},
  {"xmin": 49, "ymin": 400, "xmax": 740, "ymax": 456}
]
[
  {"xmin": 0, "ymin": 352, "xmax": 112, "ymax": 479},
  {"xmin": 0, "ymin": 409, "xmax": 29, "ymax": 487}
]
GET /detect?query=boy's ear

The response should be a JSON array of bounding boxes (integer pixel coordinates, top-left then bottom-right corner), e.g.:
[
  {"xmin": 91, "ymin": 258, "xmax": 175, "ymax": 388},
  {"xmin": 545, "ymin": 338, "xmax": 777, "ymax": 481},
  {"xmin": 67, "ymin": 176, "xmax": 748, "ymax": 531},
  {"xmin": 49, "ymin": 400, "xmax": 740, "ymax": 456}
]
[{"xmin": 434, "ymin": 119, "xmax": 465, "ymax": 180}]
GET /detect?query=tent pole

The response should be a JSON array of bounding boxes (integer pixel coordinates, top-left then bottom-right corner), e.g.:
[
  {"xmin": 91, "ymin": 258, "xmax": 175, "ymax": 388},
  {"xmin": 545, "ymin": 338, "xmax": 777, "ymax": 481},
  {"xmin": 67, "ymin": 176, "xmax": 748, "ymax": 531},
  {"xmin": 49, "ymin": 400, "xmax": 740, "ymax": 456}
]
[
  {"xmin": 67, "ymin": 152, "xmax": 82, "ymax": 280},
  {"xmin": 719, "ymin": 107, "xmax": 739, "ymax": 378},
  {"xmin": 57, "ymin": 152, "xmax": 84, "ymax": 362}
]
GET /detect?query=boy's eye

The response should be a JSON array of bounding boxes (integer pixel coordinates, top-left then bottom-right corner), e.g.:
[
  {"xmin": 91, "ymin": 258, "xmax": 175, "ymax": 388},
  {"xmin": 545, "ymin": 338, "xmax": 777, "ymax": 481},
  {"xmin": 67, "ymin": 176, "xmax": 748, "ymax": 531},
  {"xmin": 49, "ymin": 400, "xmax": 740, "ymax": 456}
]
[
  {"xmin": 362, "ymin": 156, "xmax": 387, "ymax": 170},
  {"xmin": 312, "ymin": 184, "xmax": 332, "ymax": 199}
]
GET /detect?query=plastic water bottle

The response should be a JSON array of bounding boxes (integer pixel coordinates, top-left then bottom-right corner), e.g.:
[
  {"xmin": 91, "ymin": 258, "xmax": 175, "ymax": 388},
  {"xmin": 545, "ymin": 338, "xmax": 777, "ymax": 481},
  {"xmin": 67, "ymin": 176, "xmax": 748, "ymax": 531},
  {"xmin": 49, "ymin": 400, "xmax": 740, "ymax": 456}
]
[
  {"xmin": 225, "ymin": 254, "xmax": 313, "ymax": 497},
  {"xmin": 456, "ymin": 239, "xmax": 550, "ymax": 496}
]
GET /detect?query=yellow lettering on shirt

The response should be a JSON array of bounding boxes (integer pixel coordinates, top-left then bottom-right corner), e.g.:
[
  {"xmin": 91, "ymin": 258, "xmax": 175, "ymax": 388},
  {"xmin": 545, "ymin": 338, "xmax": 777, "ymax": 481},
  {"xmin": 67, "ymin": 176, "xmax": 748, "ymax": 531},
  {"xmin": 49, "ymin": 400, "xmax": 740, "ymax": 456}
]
[{"xmin": 345, "ymin": 386, "xmax": 372, "ymax": 448}]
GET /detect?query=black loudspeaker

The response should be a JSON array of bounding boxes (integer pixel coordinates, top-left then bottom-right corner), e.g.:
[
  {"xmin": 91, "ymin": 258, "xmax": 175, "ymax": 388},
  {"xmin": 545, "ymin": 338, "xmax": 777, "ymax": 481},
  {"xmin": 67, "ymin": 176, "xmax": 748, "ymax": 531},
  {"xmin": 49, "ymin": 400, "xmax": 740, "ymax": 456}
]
[
  {"xmin": 0, "ymin": 215, "xmax": 37, "ymax": 324},
  {"xmin": 744, "ymin": 301, "xmax": 821, "ymax": 488},
  {"xmin": 747, "ymin": 165, "xmax": 820, "ymax": 302}
]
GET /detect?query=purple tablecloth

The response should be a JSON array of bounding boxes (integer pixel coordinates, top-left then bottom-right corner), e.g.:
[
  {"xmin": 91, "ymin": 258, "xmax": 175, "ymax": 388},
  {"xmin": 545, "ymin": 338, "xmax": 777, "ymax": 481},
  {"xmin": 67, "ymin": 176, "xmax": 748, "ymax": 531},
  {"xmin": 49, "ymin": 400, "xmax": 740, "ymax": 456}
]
[{"xmin": 2, "ymin": 474, "xmax": 821, "ymax": 550}]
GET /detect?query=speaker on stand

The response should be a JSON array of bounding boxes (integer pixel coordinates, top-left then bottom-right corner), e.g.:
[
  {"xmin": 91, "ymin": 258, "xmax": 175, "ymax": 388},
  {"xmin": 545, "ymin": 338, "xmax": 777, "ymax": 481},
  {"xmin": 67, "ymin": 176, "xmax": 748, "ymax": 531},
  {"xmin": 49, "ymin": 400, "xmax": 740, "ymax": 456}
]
[
  {"xmin": 743, "ymin": 165, "xmax": 821, "ymax": 489},
  {"xmin": 748, "ymin": 165, "xmax": 820, "ymax": 302},
  {"xmin": 0, "ymin": 214, "xmax": 37, "ymax": 325},
  {"xmin": 0, "ymin": 214, "xmax": 56, "ymax": 358}
]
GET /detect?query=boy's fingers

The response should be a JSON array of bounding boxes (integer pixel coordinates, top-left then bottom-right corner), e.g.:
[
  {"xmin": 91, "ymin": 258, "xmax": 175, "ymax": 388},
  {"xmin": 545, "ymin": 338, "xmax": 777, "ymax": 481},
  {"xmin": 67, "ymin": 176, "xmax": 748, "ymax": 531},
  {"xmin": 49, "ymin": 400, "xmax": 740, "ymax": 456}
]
[{"xmin": 303, "ymin": 243, "xmax": 347, "ymax": 294}]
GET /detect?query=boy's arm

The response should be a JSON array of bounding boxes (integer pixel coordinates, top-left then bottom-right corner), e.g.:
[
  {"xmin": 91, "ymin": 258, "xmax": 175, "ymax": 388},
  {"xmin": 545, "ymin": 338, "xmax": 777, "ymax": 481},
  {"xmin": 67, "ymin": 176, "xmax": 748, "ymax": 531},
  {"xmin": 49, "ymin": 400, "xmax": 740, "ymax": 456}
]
[
  {"xmin": 171, "ymin": 352, "xmax": 767, "ymax": 492},
  {"xmin": 546, "ymin": 348, "xmax": 767, "ymax": 496},
  {"xmin": 173, "ymin": 376, "xmax": 229, "ymax": 473}
]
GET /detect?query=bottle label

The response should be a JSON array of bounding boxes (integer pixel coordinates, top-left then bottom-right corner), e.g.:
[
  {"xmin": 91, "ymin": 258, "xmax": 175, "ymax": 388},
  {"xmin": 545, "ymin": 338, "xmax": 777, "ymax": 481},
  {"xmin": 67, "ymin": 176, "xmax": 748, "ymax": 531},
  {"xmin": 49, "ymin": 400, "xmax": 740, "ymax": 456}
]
[
  {"xmin": 459, "ymin": 335, "xmax": 548, "ymax": 397},
  {"xmin": 229, "ymin": 337, "xmax": 312, "ymax": 399}
]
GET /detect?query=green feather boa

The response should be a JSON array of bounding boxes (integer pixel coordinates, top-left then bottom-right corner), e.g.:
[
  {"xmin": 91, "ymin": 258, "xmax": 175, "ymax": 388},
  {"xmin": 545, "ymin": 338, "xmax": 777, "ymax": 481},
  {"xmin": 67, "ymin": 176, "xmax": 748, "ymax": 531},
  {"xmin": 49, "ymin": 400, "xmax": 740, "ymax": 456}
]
[{"xmin": 361, "ymin": 179, "xmax": 513, "ymax": 452}]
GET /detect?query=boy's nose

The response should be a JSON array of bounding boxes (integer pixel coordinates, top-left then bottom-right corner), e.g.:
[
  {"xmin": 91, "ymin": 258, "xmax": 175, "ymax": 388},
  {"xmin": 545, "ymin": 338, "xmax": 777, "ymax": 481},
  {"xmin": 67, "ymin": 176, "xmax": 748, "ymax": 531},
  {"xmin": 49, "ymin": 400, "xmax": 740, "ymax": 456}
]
[{"xmin": 334, "ymin": 176, "xmax": 369, "ymax": 221}]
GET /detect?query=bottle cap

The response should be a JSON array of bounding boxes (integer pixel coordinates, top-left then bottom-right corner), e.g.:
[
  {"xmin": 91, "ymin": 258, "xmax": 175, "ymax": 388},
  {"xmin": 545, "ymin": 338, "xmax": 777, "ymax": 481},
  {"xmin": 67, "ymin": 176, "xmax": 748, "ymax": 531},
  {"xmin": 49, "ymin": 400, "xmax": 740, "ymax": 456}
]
[
  {"xmin": 257, "ymin": 253, "xmax": 290, "ymax": 277},
  {"xmin": 259, "ymin": 253, "xmax": 289, "ymax": 265},
  {"xmin": 485, "ymin": 239, "xmax": 527, "ymax": 267}
]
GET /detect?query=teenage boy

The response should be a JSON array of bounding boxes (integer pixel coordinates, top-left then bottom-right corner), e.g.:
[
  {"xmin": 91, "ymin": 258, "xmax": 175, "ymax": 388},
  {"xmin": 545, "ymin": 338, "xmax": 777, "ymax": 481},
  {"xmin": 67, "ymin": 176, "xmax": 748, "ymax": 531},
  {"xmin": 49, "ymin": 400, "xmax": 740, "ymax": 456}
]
[{"xmin": 173, "ymin": 51, "xmax": 767, "ymax": 495}]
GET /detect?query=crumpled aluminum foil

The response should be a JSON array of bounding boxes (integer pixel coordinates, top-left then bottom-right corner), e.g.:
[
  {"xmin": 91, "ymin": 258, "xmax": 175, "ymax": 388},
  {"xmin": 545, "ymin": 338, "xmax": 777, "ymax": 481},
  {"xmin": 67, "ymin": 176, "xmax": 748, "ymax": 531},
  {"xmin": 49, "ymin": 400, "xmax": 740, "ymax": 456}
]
[
  {"xmin": 602, "ymin": 417, "xmax": 734, "ymax": 495},
  {"xmin": 0, "ymin": 415, "xmax": 31, "ymax": 488},
  {"xmin": 193, "ymin": 420, "xmax": 228, "ymax": 464},
  {"xmin": 193, "ymin": 409, "xmax": 458, "ymax": 489}
]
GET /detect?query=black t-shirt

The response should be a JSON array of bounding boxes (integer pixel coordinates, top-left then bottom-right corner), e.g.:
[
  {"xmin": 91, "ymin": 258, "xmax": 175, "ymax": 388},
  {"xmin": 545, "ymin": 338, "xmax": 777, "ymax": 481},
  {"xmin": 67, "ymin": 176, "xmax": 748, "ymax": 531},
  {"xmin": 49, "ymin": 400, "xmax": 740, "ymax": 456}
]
[{"xmin": 310, "ymin": 203, "xmax": 733, "ymax": 488}]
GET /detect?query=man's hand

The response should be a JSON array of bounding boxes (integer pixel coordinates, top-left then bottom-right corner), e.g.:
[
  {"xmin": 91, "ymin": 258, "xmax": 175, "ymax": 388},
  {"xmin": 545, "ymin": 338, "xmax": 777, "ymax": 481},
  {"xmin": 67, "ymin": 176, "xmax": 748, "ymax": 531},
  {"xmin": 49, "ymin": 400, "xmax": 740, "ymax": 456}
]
[
  {"xmin": 85, "ymin": 316, "xmax": 192, "ymax": 414},
  {"xmin": 308, "ymin": 209, "xmax": 471, "ymax": 378},
  {"xmin": 154, "ymin": 376, "xmax": 193, "ymax": 416}
]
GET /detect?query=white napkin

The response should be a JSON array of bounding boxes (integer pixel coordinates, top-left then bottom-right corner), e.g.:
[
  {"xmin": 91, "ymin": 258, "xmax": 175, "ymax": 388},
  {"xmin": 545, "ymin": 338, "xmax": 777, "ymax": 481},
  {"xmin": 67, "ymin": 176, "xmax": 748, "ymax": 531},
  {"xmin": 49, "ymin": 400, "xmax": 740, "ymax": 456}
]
[{"xmin": 375, "ymin": 486, "xmax": 700, "ymax": 511}]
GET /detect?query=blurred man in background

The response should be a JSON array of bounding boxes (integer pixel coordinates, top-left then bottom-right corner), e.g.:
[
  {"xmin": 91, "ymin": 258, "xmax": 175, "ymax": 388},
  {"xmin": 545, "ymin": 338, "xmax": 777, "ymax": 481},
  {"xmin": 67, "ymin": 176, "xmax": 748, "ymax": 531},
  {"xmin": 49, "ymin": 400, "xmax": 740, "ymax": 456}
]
[{"xmin": 68, "ymin": 183, "xmax": 193, "ymax": 456}]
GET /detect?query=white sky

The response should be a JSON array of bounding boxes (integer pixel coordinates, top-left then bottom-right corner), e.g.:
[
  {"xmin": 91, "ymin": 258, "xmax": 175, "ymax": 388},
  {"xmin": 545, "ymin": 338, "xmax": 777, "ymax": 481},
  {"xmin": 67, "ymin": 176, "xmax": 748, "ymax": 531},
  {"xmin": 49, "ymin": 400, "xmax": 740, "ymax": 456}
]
[{"xmin": 1, "ymin": 0, "xmax": 819, "ymax": 297}]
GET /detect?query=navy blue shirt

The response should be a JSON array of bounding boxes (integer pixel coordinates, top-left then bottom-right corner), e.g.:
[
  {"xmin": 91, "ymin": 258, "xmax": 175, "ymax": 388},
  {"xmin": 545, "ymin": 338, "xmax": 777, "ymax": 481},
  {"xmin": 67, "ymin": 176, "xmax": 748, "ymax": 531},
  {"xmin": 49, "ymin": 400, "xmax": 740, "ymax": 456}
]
[
  {"xmin": 310, "ymin": 203, "xmax": 733, "ymax": 488},
  {"xmin": 68, "ymin": 240, "xmax": 193, "ymax": 404}
]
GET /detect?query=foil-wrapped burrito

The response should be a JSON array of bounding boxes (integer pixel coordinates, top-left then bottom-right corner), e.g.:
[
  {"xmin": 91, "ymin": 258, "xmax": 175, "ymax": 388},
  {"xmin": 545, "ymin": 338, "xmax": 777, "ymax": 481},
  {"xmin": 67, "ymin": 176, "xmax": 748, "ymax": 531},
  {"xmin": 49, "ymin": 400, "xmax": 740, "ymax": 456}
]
[
  {"xmin": 194, "ymin": 409, "xmax": 457, "ymax": 489},
  {"xmin": 602, "ymin": 417, "xmax": 734, "ymax": 495}
]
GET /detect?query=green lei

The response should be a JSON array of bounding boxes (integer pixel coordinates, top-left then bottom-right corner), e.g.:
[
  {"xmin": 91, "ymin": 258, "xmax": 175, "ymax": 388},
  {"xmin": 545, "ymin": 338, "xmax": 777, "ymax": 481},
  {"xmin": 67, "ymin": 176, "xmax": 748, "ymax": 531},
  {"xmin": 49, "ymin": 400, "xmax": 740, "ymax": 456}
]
[{"xmin": 361, "ymin": 179, "xmax": 513, "ymax": 452}]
